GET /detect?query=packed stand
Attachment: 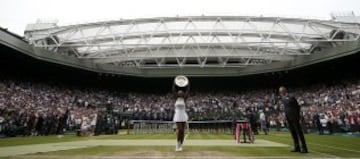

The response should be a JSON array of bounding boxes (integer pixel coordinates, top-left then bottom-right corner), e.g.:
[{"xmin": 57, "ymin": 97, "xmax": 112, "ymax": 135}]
[
  {"xmin": 0, "ymin": 80, "xmax": 98, "ymax": 137},
  {"xmin": 0, "ymin": 79, "xmax": 360, "ymax": 137}
]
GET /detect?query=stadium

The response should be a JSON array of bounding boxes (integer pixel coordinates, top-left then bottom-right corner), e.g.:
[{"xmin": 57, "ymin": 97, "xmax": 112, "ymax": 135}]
[{"xmin": 1, "ymin": 5, "xmax": 360, "ymax": 159}]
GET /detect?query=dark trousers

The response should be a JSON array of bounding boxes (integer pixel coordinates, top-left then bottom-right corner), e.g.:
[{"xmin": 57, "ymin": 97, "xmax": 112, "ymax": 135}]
[
  {"xmin": 316, "ymin": 123, "xmax": 324, "ymax": 135},
  {"xmin": 287, "ymin": 118, "xmax": 307, "ymax": 150}
]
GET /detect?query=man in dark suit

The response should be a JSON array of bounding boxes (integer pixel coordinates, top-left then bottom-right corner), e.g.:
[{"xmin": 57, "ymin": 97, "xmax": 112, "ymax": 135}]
[{"xmin": 279, "ymin": 86, "xmax": 308, "ymax": 153}]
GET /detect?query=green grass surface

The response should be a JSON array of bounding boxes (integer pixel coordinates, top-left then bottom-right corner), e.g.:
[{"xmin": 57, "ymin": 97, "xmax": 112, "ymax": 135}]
[
  {"xmin": 259, "ymin": 132, "xmax": 360, "ymax": 158},
  {"xmin": 1, "ymin": 132, "xmax": 360, "ymax": 158},
  {"xmin": 17, "ymin": 146, "xmax": 322, "ymax": 157},
  {"xmin": 0, "ymin": 135, "xmax": 79, "ymax": 147},
  {"xmin": 99, "ymin": 133, "xmax": 233, "ymax": 140}
]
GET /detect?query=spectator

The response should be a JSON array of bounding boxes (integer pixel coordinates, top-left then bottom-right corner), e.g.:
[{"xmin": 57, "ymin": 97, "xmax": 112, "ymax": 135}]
[{"xmin": 0, "ymin": 78, "xmax": 360, "ymax": 137}]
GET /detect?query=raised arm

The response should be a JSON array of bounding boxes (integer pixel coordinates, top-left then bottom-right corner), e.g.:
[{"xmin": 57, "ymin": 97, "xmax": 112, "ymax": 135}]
[{"xmin": 184, "ymin": 82, "xmax": 190, "ymax": 98}]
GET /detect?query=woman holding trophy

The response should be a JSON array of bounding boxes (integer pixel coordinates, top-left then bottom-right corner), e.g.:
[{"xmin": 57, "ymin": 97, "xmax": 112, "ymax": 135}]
[{"xmin": 173, "ymin": 75, "xmax": 190, "ymax": 152}]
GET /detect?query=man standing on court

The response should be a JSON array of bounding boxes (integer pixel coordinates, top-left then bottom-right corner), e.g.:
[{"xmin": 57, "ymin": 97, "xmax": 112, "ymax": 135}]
[{"xmin": 279, "ymin": 86, "xmax": 308, "ymax": 153}]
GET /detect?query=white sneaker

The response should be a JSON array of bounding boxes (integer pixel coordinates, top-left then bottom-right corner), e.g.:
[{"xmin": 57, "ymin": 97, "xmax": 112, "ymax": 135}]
[
  {"xmin": 175, "ymin": 142, "xmax": 181, "ymax": 152},
  {"xmin": 178, "ymin": 144, "xmax": 183, "ymax": 151}
]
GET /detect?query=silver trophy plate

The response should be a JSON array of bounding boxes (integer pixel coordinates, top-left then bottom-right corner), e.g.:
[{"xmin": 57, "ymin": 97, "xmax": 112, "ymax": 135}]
[{"xmin": 174, "ymin": 75, "xmax": 189, "ymax": 87}]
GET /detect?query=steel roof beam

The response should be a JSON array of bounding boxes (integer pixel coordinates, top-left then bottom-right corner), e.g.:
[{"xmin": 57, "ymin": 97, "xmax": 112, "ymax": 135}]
[{"xmin": 92, "ymin": 49, "xmax": 295, "ymax": 64}]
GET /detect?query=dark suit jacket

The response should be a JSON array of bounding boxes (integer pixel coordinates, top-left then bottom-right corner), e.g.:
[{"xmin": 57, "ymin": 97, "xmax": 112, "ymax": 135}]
[{"xmin": 281, "ymin": 94, "xmax": 300, "ymax": 121}]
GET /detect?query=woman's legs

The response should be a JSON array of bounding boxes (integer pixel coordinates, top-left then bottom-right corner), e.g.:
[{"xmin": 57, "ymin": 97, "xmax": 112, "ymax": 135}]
[
  {"xmin": 176, "ymin": 122, "xmax": 186, "ymax": 144},
  {"xmin": 175, "ymin": 122, "xmax": 186, "ymax": 151}
]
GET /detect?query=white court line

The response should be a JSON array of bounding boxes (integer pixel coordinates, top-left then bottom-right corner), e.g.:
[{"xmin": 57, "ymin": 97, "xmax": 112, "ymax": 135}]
[
  {"xmin": 309, "ymin": 149, "xmax": 339, "ymax": 158},
  {"xmin": 184, "ymin": 132, "xmax": 189, "ymax": 141},
  {"xmin": 184, "ymin": 122, "xmax": 189, "ymax": 142},
  {"xmin": 19, "ymin": 155, "xmax": 346, "ymax": 159},
  {"xmin": 0, "ymin": 139, "xmax": 288, "ymax": 157},
  {"xmin": 93, "ymin": 157, "xmax": 341, "ymax": 159},
  {"xmin": 269, "ymin": 135, "xmax": 340, "ymax": 158},
  {"xmin": 272, "ymin": 135, "xmax": 360, "ymax": 153},
  {"xmin": 309, "ymin": 142, "xmax": 360, "ymax": 153}
]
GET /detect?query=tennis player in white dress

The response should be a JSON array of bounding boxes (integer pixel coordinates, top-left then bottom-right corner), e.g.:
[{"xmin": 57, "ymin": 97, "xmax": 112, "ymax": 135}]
[
  {"xmin": 172, "ymin": 76, "xmax": 190, "ymax": 152},
  {"xmin": 173, "ymin": 90, "xmax": 189, "ymax": 152}
]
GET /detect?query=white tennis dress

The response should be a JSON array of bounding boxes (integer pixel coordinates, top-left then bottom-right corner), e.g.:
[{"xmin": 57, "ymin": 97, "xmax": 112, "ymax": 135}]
[{"xmin": 173, "ymin": 97, "xmax": 188, "ymax": 122}]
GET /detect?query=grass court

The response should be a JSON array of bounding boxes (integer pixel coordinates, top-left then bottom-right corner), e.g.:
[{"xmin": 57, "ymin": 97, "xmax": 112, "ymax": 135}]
[{"xmin": 0, "ymin": 132, "xmax": 359, "ymax": 159}]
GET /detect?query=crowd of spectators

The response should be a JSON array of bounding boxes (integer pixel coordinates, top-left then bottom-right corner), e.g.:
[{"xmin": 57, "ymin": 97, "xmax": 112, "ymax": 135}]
[
  {"xmin": 0, "ymin": 78, "xmax": 360, "ymax": 137},
  {"xmin": 294, "ymin": 80, "xmax": 360, "ymax": 134},
  {"xmin": 0, "ymin": 80, "xmax": 98, "ymax": 137}
]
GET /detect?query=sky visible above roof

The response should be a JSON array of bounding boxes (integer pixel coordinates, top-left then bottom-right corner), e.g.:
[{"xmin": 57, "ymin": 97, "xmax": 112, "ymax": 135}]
[{"xmin": 0, "ymin": 0, "xmax": 359, "ymax": 35}]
